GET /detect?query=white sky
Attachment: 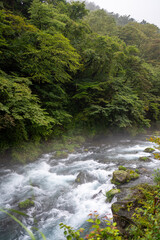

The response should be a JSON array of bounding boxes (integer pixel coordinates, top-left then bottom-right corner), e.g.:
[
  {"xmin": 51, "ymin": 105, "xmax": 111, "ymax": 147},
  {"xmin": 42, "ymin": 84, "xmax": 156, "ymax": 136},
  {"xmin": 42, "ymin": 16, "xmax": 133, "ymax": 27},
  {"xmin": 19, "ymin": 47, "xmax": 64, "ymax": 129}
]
[{"xmin": 89, "ymin": 0, "xmax": 160, "ymax": 27}]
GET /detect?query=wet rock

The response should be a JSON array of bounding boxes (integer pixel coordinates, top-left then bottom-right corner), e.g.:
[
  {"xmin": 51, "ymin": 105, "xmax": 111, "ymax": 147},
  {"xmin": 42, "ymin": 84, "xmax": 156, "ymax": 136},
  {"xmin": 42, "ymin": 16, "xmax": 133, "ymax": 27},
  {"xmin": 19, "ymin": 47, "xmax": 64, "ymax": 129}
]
[
  {"xmin": 138, "ymin": 168, "xmax": 148, "ymax": 174},
  {"xmin": 106, "ymin": 188, "xmax": 121, "ymax": 202},
  {"xmin": 112, "ymin": 170, "xmax": 129, "ymax": 184},
  {"xmin": 111, "ymin": 169, "xmax": 139, "ymax": 185},
  {"xmin": 0, "ymin": 215, "xmax": 22, "ymax": 240},
  {"xmin": 111, "ymin": 199, "xmax": 137, "ymax": 233},
  {"xmin": 92, "ymin": 190, "xmax": 103, "ymax": 199},
  {"xmin": 139, "ymin": 156, "xmax": 150, "ymax": 162},
  {"xmin": 75, "ymin": 171, "xmax": 95, "ymax": 184},
  {"xmin": 111, "ymin": 183, "xmax": 154, "ymax": 234},
  {"xmin": 144, "ymin": 147, "xmax": 154, "ymax": 153},
  {"xmin": 126, "ymin": 169, "xmax": 139, "ymax": 180}
]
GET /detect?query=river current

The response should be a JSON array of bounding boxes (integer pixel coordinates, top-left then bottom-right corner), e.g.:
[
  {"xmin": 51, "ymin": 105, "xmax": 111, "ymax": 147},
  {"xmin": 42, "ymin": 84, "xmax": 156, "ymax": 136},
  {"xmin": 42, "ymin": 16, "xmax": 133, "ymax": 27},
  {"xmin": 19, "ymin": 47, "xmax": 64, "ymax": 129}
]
[{"xmin": 0, "ymin": 134, "xmax": 160, "ymax": 240}]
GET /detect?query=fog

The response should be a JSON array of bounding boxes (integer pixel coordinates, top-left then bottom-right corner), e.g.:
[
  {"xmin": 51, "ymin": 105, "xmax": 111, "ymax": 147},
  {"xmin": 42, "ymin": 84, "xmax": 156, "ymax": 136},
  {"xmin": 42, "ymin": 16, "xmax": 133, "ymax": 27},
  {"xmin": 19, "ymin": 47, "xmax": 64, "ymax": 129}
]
[{"xmin": 86, "ymin": 0, "xmax": 160, "ymax": 27}]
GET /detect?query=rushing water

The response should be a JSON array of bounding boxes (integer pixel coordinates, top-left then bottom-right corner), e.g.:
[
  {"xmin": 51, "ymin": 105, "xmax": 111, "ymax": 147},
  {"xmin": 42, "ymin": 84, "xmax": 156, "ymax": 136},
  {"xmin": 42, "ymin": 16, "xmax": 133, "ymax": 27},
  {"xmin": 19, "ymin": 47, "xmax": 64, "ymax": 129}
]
[{"xmin": 0, "ymin": 134, "xmax": 160, "ymax": 240}]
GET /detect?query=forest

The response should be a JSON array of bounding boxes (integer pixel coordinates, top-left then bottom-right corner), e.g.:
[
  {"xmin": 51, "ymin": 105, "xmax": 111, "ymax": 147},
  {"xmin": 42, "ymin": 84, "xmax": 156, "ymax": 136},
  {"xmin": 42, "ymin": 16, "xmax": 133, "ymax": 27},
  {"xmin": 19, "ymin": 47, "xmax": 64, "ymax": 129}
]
[
  {"xmin": 0, "ymin": 0, "xmax": 160, "ymax": 162},
  {"xmin": 0, "ymin": 1, "xmax": 160, "ymax": 240}
]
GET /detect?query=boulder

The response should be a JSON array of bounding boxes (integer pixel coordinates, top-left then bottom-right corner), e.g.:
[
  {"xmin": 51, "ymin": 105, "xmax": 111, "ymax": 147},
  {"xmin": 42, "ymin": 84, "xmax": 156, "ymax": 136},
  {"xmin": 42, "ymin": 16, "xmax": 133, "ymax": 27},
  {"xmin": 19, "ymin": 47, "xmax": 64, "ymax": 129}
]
[
  {"xmin": 144, "ymin": 147, "xmax": 154, "ymax": 153},
  {"xmin": 111, "ymin": 170, "xmax": 130, "ymax": 184},
  {"xmin": 75, "ymin": 171, "xmax": 95, "ymax": 184},
  {"xmin": 139, "ymin": 156, "xmax": 150, "ymax": 162},
  {"xmin": 126, "ymin": 169, "xmax": 139, "ymax": 180},
  {"xmin": 106, "ymin": 188, "xmax": 121, "ymax": 202},
  {"xmin": 111, "ymin": 199, "xmax": 137, "ymax": 234},
  {"xmin": 111, "ymin": 169, "xmax": 139, "ymax": 185}
]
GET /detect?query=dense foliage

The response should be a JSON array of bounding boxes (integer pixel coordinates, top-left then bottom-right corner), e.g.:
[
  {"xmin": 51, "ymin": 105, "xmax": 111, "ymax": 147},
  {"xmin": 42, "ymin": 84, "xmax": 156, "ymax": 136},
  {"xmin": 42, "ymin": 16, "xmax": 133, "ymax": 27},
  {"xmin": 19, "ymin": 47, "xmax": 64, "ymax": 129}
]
[{"xmin": 0, "ymin": 0, "xmax": 160, "ymax": 161}]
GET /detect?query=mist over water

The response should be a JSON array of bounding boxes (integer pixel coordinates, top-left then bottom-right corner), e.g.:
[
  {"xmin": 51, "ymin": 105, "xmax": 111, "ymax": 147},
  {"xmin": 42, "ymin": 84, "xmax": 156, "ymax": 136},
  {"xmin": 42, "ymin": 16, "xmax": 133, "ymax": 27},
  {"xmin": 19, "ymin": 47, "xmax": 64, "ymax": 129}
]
[{"xmin": 0, "ymin": 134, "xmax": 160, "ymax": 240}]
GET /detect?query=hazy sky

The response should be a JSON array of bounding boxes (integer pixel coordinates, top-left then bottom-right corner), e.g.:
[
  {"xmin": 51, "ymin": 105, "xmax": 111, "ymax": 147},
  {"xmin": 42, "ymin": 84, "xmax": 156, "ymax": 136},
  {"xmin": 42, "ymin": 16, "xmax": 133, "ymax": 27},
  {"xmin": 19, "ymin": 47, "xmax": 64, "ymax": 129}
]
[{"xmin": 90, "ymin": 0, "xmax": 160, "ymax": 27}]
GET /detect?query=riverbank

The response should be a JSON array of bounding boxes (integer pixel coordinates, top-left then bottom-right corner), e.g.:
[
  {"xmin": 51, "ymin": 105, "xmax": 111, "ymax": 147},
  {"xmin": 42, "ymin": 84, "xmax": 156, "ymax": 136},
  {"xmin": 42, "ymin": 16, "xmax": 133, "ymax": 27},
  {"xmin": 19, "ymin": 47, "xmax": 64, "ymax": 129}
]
[{"xmin": 0, "ymin": 134, "xmax": 87, "ymax": 164}]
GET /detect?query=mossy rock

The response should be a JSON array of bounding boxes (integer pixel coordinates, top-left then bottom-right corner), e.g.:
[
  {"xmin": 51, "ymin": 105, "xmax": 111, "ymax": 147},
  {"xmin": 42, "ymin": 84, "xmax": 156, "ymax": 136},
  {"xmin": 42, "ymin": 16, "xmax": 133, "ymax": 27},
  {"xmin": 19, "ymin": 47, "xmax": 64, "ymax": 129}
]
[
  {"xmin": 18, "ymin": 199, "xmax": 34, "ymax": 209},
  {"xmin": 106, "ymin": 189, "xmax": 121, "ymax": 202},
  {"xmin": 111, "ymin": 199, "xmax": 137, "ymax": 233},
  {"xmin": 112, "ymin": 170, "xmax": 130, "ymax": 184},
  {"xmin": 126, "ymin": 169, "xmax": 139, "ymax": 180},
  {"xmin": 111, "ymin": 179, "xmax": 121, "ymax": 185},
  {"xmin": 139, "ymin": 156, "xmax": 150, "ymax": 162},
  {"xmin": 84, "ymin": 149, "xmax": 88, "ymax": 152},
  {"xmin": 118, "ymin": 166, "xmax": 127, "ymax": 171},
  {"xmin": 112, "ymin": 169, "xmax": 140, "ymax": 185},
  {"xmin": 55, "ymin": 151, "xmax": 68, "ymax": 159},
  {"xmin": 144, "ymin": 147, "xmax": 154, "ymax": 153}
]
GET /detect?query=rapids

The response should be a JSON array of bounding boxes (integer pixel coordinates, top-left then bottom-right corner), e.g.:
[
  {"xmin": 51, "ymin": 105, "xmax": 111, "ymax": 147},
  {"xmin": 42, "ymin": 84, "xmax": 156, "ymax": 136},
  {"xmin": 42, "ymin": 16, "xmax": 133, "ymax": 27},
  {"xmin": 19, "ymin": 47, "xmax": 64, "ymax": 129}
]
[{"xmin": 0, "ymin": 134, "xmax": 160, "ymax": 240}]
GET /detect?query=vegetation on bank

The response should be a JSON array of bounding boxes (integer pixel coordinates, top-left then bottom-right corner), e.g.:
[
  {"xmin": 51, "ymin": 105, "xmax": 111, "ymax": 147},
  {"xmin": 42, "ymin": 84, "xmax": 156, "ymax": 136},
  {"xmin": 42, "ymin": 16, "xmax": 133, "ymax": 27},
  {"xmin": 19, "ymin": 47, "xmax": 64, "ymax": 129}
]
[
  {"xmin": 60, "ymin": 137, "xmax": 160, "ymax": 240},
  {"xmin": 0, "ymin": 0, "xmax": 160, "ymax": 163}
]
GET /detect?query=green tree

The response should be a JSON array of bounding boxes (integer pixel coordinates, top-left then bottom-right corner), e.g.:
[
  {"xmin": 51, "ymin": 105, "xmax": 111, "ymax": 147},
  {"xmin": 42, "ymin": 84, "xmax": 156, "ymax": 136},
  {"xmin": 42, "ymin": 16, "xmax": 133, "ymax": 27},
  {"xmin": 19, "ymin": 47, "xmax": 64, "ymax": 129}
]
[
  {"xmin": 28, "ymin": 0, "xmax": 69, "ymax": 33},
  {"xmin": 67, "ymin": 0, "xmax": 88, "ymax": 20},
  {"xmin": 0, "ymin": 71, "xmax": 53, "ymax": 151},
  {"xmin": 84, "ymin": 9, "xmax": 117, "ymax": 36}
]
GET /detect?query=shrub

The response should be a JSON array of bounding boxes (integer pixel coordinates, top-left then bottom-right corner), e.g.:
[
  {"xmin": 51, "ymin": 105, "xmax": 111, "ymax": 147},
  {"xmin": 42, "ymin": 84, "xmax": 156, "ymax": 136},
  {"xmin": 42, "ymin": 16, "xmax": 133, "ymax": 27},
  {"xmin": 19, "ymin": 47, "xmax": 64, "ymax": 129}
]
[{"xmin": 60, "ymin": 212, "xmax": 122, "ymax": 240}]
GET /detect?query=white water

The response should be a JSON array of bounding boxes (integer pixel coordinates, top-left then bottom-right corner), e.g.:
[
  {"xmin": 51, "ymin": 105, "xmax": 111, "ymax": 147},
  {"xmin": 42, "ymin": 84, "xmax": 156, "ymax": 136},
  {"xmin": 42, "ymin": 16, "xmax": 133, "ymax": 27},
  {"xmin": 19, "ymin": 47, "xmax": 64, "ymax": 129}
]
[{"xmin": 0, "ymin": 135, "xmax": 160, "ymax": 240}]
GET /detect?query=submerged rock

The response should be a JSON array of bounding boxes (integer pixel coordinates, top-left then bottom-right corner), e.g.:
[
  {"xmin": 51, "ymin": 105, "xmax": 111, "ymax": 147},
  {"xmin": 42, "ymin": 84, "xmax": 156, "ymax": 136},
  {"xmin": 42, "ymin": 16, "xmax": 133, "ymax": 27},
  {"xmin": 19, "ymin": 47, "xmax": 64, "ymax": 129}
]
[{"xmin": 92, "ymin": 190, "xmax": 103, "ymax": 199}]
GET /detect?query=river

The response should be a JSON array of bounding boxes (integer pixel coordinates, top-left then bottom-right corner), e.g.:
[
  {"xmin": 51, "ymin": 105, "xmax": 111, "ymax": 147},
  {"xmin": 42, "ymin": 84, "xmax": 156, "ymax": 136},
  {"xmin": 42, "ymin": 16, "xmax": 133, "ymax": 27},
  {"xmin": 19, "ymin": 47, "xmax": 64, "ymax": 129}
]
[{"xmin": 0, "ymin": 134, "xmax": 160, "ymax": 240}]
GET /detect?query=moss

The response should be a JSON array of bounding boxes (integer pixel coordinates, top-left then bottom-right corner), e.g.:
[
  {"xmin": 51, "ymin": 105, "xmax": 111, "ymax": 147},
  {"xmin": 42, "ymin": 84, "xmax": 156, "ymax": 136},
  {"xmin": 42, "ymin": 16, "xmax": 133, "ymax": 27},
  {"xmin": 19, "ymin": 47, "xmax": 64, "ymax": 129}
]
[
  {"xmin": 144, "ymin": 147, "xmax": 154, "ymax": 153},
  {"xmin": 112, "ymin": 168, "xmax": 140, "ymax": 185},
  {"xmin": 111, "ymin": 179, "xmax": 121, "ymax": 185},
  {"xmin": 7, "ymin": 134, "xmax": 86, "ymax": 164},
  {"xmin": 65, "ymin": 143, "xmax": 80, "ymax": 153},
  {"xmin": 18, "ymin": 199, "xmax": 34, "ymax": 209},
  {"xmin": 11, "ymin": 142, "xmax": 42, "ymax": 164},
  {"xmin": 55, "ymin": 151, "xmax": 68, "ymax": 159},
  {"xmin": 118, "ymin": 166, "xmax": 127, "ymax": 171},
  {"xmin": 127, "ymin": 170, "xmax": 139, "ymax": 179},
  {"xmin": 53, "ymin": 143, "xmax": 65, "ymax": 151},
  {"xmin": 47, "ymin": 135, "xmax": 85, "ymax": 155},
  {"xmin": 106, "ymin": 189, "xmax": 121, "ymax": 202},
  {"xmin": 112, "ymin": 203, "xmax": 125, "ymax": 214},
  {"xmin": 127, "ymin": 184, "xmax": 156, "ymax": 201},
  {"xmin": 139, "ymin": 156, "xmax": 150, "ymax": 161},
  {"xmin": 112, "ymin": 170, "xmax": 129, "ymax": 184}
]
